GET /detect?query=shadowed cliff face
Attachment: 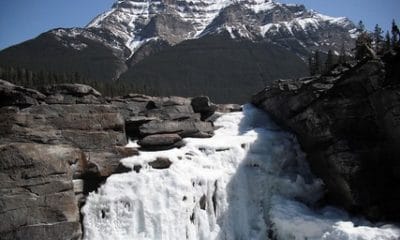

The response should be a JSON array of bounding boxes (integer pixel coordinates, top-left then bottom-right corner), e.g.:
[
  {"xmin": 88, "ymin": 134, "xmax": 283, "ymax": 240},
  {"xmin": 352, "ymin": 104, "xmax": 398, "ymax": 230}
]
[{"xmin": 252, "ymin": 53, "xmax": 400, "ymax": 221}]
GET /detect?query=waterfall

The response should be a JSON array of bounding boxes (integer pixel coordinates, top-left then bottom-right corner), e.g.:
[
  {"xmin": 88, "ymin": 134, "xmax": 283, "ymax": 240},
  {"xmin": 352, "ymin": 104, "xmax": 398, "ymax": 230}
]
[{"xmin": 82, "ymin": 104, "xmax": 400, "ymax": 240}]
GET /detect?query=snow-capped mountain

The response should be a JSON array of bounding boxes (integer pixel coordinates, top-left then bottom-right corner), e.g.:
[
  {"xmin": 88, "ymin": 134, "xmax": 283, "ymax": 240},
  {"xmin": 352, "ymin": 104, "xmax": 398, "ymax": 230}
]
[
  {"xmin": 0, "ymin": 0, "xmax": 357, "ymax": 102},
  {"xmin": 53, "ymin": 0, "xmax": 355, "ymax": 59}
]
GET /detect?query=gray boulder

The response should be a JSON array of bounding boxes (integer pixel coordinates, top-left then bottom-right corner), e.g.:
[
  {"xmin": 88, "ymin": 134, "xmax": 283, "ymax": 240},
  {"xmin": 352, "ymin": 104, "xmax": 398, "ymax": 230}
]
[
  {"xmin": 146, "ymin": 105, "xmax": 200, "ymax": 121},
  {"xmin": 0, "ymin": 79, "xmax": 45, "ymax": 107},
  {"xmin": 42, "ymin": 83, "xmax": 104, "ymax": 104},
  {"xmin": 41, "ymin": 83, "xmax": 101, "ymax": 97},
  {"xmin": 148, "ymin": 157, "xmax": 173, "ymax": 169},
  {"xmin": 191, "ymin": 96, "xmax": 217, "ymax": 120},
  {"xmin": 139, "ymin": 120, "xmax": 214, "ymax": 138},
  {"xmin": 138, "ymin": 134, "xmax": 183, "ymax": 150}
]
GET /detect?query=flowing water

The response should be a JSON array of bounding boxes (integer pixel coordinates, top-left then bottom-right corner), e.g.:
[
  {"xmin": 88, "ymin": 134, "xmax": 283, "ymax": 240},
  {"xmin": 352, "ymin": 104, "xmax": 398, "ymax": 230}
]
[{"xmin": 82, "ymin": 105, "xmax": 400, "ymax": 240}]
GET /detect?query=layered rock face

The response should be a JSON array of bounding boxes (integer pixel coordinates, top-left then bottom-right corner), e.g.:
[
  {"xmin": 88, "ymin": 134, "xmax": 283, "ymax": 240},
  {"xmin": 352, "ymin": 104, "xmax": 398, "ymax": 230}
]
[
  {"xmin": 0, "ymin": 80, "xmax": 222, "ymax": 239},
  {"xmin": 0, "ymin": 81, "xmax": 127, "ymax": 239},
  {"xmin": 252, "ymin": 54, "xmax": 400, "ymax": 221}
]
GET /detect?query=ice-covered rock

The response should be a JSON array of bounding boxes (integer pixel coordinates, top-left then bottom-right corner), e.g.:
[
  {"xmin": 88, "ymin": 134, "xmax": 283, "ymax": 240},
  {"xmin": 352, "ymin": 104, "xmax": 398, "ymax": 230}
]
[{"xmin": 82, "ymin": 104, "xmax": 400, "ymax": 239}]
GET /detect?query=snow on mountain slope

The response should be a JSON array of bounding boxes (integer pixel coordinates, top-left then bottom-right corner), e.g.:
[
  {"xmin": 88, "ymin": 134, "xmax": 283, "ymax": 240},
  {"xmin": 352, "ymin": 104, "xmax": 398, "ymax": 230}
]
[{"xmin": 51, "ymin": 0, "xmax": 356, "ymax": 59}]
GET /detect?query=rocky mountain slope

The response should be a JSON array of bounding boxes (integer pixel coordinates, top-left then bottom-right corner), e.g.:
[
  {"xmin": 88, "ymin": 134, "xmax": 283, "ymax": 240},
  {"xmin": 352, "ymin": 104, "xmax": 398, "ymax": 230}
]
[
  {"xmin": 252, "ymin": 52, "xmax": 400, "ymax": 221},
  {"xmin": 84, "ymin": 0, "xmax": 355, "ymax": 57},
  {"xmin": 0, "ymin": 0, "xmax": 356, "ymax": 102}
]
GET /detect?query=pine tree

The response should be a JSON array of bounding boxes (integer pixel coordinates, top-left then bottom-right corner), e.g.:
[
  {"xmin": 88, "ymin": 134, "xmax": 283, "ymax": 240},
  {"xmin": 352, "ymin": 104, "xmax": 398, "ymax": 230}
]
[
  {"xmin": 325, "ymin": 49, "xmax": 334, "ymax": 72},
  {"xmin": 392, "ymin": 19, "xmax": 400, "ymax": 49},
  {"xmin": 9, "ymin": 67, "xmax": 17, "ymax": 82},
  {"xmin": 308, "ymin": 55, "xmax": 315, "ymax": 75},
  {"xmin": 385, "ymin": 31, "xmax": 391, "ymax": 52},
  {"xmin": 355, "ymin": 30, "xmax": 373, "ymax": 60},
  {"xmin": 338, "ymin": 43, "xmax": 347, "ymax": 64},
  {"xmin": 373, "ymin": 24, "xmax": 384, "ymax": 53},
  {"xmin": 0, "ymin": 66, "xmax": 4, "ymax": 80},
  {"xmin": 27, "ymin": 70, "xmax": 33, "ymax": 87},
  {"xmin": 38, "ymin": 70, "xmax": 45, "ymax": 85},
  {"xmin": 357, "ymin": 20, "xmax": 366, "ymax": 33},
  {"xmin": 74, "ymin": 72, "xmax": 81, "ymax": 83},
  {"xmin": 314, "ymin": 50, "xmax": 322, "ymax": 74}
]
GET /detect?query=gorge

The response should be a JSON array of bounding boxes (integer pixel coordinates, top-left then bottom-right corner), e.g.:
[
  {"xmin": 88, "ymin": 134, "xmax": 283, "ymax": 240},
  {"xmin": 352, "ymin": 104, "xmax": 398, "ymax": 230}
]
[
  {"xmin": 1, "ymin": 0, "xmax": 400, "ymax": 239},
  {"xmin": 1, "ymin": 53, "xmax": 400, "ymax": 239}
]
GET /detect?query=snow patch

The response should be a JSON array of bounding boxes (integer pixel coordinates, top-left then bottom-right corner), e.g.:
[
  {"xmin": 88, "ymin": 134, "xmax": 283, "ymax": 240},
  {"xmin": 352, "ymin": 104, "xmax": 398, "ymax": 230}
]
[
  {"xmin": 296, "ymin": 18, "xmax": 320, "ymax": 30},
  {"xmin": 260, "ymin": 23, "xmax": 275, "ymax": 35},
  {"xmin": 126, "ymin": 140, "xmax": 140, "ymax": 148},
  {"xmin": 87, "ymin": 8, "xmax": 116, "ymax": 28},
  {"xmin": 349, "ymin": 28, "xmax": 359, "ymax": 39},
  {"xmin": 246, "ymin": 0, "xmax": 275, "ymax": 13},
  {"xmin": 70, "ymin": 42, "xmax": 88, "ymax": 51}
]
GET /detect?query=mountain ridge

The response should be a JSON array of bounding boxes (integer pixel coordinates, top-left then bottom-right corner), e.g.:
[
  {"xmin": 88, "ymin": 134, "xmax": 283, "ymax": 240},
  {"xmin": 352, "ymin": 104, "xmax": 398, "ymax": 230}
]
[
  {"xmin": 71, "ymin": 0, "xmax": 357, "ymax": 59},
  {"xmin": 0, "ymin": 0, "xmax": 357, "ymax": 102}
]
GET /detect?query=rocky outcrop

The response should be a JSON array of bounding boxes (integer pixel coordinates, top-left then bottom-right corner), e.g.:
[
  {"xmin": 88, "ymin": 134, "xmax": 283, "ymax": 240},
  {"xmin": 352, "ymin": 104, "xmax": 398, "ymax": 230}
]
[
  {"xmin": 0, "ymin": 79, "xmax": 46, "ymax": 107},
  {"xmin": 191, "ymin": 96, "xmax": 217, "ymax": 120},
  {"xmin": 0, "ymin": 81, "xmax": 131, "ymax": 239},
  {"xmin": 252, "ymin": 55, "xmax": 400, "ymax": 221},
  {"xmin": 139, "ymin": 121, "xmax": 214, "ymax": 138},
  {"xmin": 0, "ymin": 80, "xmax": 218, "ymax": 239},
  {"xmin": 42, "ymin": 83, "xmax": 105, "ymax": 104},
  {"xmin": 109, "ymin": 94, "xmax": 216, "ymax": 150},
  {"xmin": 0, "ymin": 143, "xmax": 82, "ymax": 240}
]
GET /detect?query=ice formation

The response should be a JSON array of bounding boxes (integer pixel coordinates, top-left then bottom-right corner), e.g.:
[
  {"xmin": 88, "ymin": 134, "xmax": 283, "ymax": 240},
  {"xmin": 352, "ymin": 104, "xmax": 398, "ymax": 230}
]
[{"xmin": 82, "ymin": 104, "xmax": 400, "ymax": 240}]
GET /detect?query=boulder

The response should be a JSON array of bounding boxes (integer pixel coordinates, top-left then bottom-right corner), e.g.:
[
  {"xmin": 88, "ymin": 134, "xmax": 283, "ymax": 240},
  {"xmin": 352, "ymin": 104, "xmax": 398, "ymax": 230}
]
[
  {"xmin": 108, "ymin": 96, "xmax": 151, "ymax": 120},
  {"xmin": 138, "ymin": 134, "xmax": 183, "ymax": 150},
  {"xmin": 191, "ymin": 96, "xmax": 217, "ymax": 120},
  {"xmin": 252, "ymin": 59, "xmax": 400, "ymax": 221},
  {"xmin": 125, "ymin": 116, "xmax": 157, "ymax": 139},
  {"xmin": 41, "ymin": 83, "xmax": 101, "ymax": 97},
  {"xmin": 146, "ymin": 105, "xmax": 200, "ymax": 121},
  {"xmin": 42, "ymin": 83, "xmax": 104, "ymax": 104},
  {"xmin": 148, "ymin": 157, "xmax": 173, "ymax": 169},
  {"xmin": 0, "ymin": 79, "xmax": 45, "ymax": 107},
  {"xmin": 139, "ymin": 120, "xmax": 214, "ymax": 138}
]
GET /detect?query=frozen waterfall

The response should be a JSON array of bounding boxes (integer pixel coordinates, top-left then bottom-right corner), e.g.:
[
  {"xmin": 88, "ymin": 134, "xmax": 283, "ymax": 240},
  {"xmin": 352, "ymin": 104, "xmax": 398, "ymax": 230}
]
[{"xmin": 82, "ymin": 104, "xmax": 400, "ymax": 240}]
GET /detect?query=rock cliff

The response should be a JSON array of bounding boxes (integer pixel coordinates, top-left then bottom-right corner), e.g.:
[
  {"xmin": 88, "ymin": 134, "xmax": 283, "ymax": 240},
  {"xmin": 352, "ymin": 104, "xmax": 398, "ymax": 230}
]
[
  {"xmin": 252, "ymin": 53, "xmax": 400, "ymax": 221},
  {"xmin": 0, "ymin": 80, "xmax": 227, "ymax": 239}
]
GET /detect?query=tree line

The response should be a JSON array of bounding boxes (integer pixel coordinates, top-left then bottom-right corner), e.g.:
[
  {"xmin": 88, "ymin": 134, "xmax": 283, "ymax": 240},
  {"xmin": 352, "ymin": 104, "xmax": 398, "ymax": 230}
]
[
  {"xmin": 0, "ymin": 66, "xmax": 149, "ymax": 97},
  {"xmin": 308, "ymin": 19, "xmax": 400, "ymax": 75}
]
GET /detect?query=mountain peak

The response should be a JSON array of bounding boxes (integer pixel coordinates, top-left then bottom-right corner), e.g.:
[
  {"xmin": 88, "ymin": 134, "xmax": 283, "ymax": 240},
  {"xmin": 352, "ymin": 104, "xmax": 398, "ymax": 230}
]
[{"xmin": 82, "ymin": 0, "xmax": 354, "ymax": 58}]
